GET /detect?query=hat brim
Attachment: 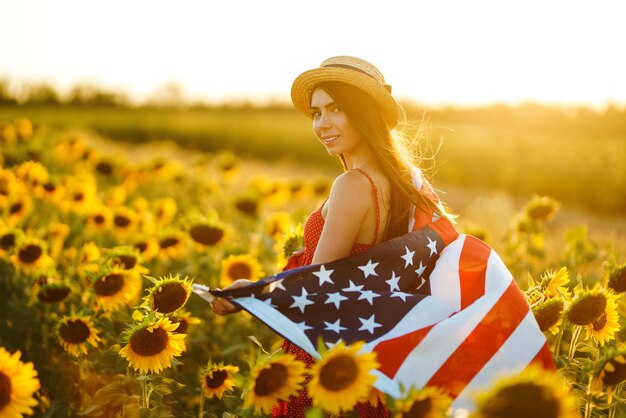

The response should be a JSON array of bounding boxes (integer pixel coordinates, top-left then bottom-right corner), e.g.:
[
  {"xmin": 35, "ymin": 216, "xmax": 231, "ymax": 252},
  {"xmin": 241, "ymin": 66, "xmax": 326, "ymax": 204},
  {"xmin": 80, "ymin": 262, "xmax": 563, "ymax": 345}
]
[{"xmin": 291, "ymin": 67, "xmax": 400, "ymax": 129}]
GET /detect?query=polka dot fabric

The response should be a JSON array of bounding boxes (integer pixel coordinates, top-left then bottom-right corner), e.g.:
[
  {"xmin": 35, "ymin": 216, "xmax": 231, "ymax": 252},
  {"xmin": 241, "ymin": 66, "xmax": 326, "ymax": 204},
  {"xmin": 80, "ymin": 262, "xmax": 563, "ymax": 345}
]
[{"xmin": 272, "ymin": 169, "xmax": 390, "ymax": 417}]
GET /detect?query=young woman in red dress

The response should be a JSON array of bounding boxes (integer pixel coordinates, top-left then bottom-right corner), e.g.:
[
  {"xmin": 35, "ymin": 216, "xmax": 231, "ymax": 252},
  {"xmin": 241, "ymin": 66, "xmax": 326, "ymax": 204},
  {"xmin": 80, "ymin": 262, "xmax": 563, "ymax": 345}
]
[{"xmin": 211, "ymin": 56, "xmax": 447, "ymax": 417}]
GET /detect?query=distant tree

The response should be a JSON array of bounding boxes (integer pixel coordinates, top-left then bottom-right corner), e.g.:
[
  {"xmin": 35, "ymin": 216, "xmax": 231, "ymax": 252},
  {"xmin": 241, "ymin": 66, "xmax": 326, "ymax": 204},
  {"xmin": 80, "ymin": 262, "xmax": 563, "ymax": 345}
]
[{"xmin": 146, "ymin": 81, "xmax": 185, "ymax": 107}]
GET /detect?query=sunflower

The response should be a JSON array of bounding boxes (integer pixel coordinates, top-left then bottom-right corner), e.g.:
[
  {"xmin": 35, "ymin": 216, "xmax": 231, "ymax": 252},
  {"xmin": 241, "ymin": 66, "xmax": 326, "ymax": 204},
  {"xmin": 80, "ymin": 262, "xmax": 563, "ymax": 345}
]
[
  {"xmin": 85, "ymin": 205, "xmax": 112, "ymax": 232},
  {"xmin": 393, "ymin": 386, "xmax": 451, "ymax": 418},
  {"xmin": 92, "ymin": 268, "xmax": 142, "ymax": 312},
  {"xmin": 119, "ymin": 316, "xmax": 186, "ymax": 374},
  {"xmin": 215, "ymin": 151, "xmax": 239, "ymax": 179},
  {"xmin": 9, "ymin": 237, "xmax": 53, "ymax": 274},
  {"xmin": 220, "ymin": 254, "xmax": 264, "ymax": 287},
  {"xmin": 200, "ymin": 361, "xmax": 240, "ymax": 399},
  {"xmin": 234, "ymin": 195, "xmax": 259, "ymax": 217},
  {"xmin": 157, "ymin": 230, "xmax": 188, "ymax": 261},
  {"xmin": 524, "ymin": 195, "xmax": 559, "ymax": 222},
  {"xmin": 0, "ymin": 123, "xmax": 16, "ymax": 145},
  {"xmin": 263, "ymin": 211, "xmax": 293, "ymax": 240},
  {"xmin": 132, "ymin": 236, "xmax": 160, "ymax": 262},
  {"xmin": 33, "ymin": 178, "xmax": 65, "ymax": 204},
  {"xmin": 153, "ymin": 197, "xmax": 177, "ymax": 225},
  {"xmin": 13, "ymin": 160, "xmax": 49, "ymax": 190},
  {"xmin": 61, "ymin": 175, "xmax": 98, "ymax": 215},
  {"xmin": 607, "ymin": 262, "xmax": 626, "ymax": 293},
  {"xmin": 308, "ymin": 340, "xmax": 380, "ymax": 414},
  {"xmin": 32, "ymin": 278, "xmax": 73, "ymax": 305},
  {"xmin": 104, "ymin": 246, "xmax": 148, "ymax": 275},
  {"xmin": 539, "ymin": 267, "xmax": 571, "ymax": 300},
  {"xmin": 145, "ymin": 274, "xmax": 192, "ymax": 314},
  {"xmin": 274, "ymin": 224, "xmax": 304, "ymax": 270},
  {"xmin": 15, "ymin": 118, "xmax": 34, "ymax": 141},
  {"xmin": 0, "ymin": 347, "xmax": 40, "ymax": 417},
  {"xmin": 4, "ymin": 193, "xmax": 33, "ymax": 226},
  {"xmin": 312, "ymin": 177, "xmax": 331, "ymax": 196},
  {"xmin": 44, "ymin": 222, "xmax": 70, "ymax": 260},
  {"xmin": 111, "ymin": 206, "xmax": 139, "ymax": 235},
  {"xmin": 585, "ymin": 290, "xmax": 620, "ymax": 347},
  {"xmin": 532, "ymin": 298, "xmax": 565, "ymax": 335},
  {"xmin": 566, "ymin": 285, "xmax": 607, "ymax": 326},
  {"xmin": 0, "ymin": 226, "xmax": 21, "ymax": 261},
  {"xmin": 244, "ymin": 354, "xmax": 306, "ymax": 414},
  {"xmin": 169, "ymin": 311, "xmax": 201, "ymax": 335},
  {"xmin": 56, "ymin": 314, "xmax": 101, "ymax": 357},
  {"xmin": 595, "ymin": 350, "xmax": 626, "ymax": 389},
  {"xmin": 75, "ymin": 241, "xmax": 102, "ymax": 280},
  {"xmin": 470, "ymin": 365, "xmax": 578, "ymax": 418}
]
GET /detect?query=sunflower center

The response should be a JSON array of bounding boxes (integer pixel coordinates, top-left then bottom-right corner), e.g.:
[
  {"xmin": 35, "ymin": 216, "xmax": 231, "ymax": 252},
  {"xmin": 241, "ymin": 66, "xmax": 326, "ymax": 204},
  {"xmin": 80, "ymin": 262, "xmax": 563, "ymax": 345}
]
[
  {"xmin": 235, "ymin": 200, "xmax": 257, "ymax": 216},
  {"xmin": 254, "ymin": 363, "xmax": 288, "ymax": 396},
  {"xmin": 0, "ymin": 371, "xmax": 11, "ymax": 410},
  {"xmin": 568, "ymin": 293, "xmax": 607, "ymax": 325},
  {"xmin": 93, "ymin": 214, "xmax": 105, "ymax": 225},
  {"xmin": 38, "ymin": 286, "xmax": 71, "ymax": 303},
  {"xmin": 153, "ymin": 283, "xmax": 188, "ymax": 313},
  {"xmin": 189, "ymin": 225, "xmax": 224, "ymax": 246},
  {"xmin": 527, "ymin": 205, "xmax": 553, "ymax": 220},
  {"xmin": 609, "ymin": 267, "xmax": 626, "ymax": 293},
  {"xmin": 403, "ymin": 397, "xmax": 432, "ymax": 418},
  {"xmin": 319, "ymin": 355, "xmax": 358, "ymax": 391},
  {"xmin": 205, "ymin": 370, "xmax": 228, "ymax": 389},
  {"xmin": 603, "ymin": 360, "xmax": 626, "ymax": 386},
  {"xmin": 0, "ymin": 233, "xmax": 15, "ymax": 250},
  {"xmin": 228, "ymin": 262, "xmax": 252, "ymax": 280},
  {"xmin": 74, "ymin": 192, "xmax": 84, "ymax": 202},
  {"xmin": 173, "ymin": 318, "xmax": 188, "ymax": 334},
  {"xmin": 135, "ymin": 242, "xmax": 148, "ymax": 253},
  {"xmin": 592, "ymin": 312, "xmax": 608, "ymax": 331},
  {"xmin": 95, "ymin": 161, "xmax": 113, "ymax": 176},
  {"xmin": 116, "ymin": 255, "xmax": 137, "ymax": 269},
  {"xmin": 533, "ymin": 299, "xmax": 564, "ymax": 332},
  {"xmin": 43, "ymin": 182, "xmax": 56, "ymax": 192},
  {"xmin": 159, "ymin": 237, "xmax": 179, "ymax": 249},
  {"xmin": 93, "ymin": 273, "xmax": 125, "ymax": 296},
  {"xmin": 114, "ymin": 215, "xmax": 131, "ymax": 228},
  {"xmin": 481, "ymin": 383, "xmax": 559, "ymax": 418},
  {"xmin": 18, "ymin": 244, "xmax": 43, "ymax": 264},
  {"xmin": 129, "ymin": 327, "xmax": 169, "ymax": 356},
  {"xmin": 9, "ymin": 202, "xmax": 22, "ymax": 214},
  {"xmin": 59, "ymin": 319, "xmax": 91, "ymax": 344}
]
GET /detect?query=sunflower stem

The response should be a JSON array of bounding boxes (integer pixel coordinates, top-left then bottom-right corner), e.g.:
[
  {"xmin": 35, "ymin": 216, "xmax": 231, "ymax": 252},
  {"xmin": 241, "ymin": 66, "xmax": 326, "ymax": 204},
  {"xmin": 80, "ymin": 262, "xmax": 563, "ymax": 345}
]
[
  {"xmin": 584, "ymin": 372, "xmax": 594, "ymax": 418},
  {"xmin": 553, "ymin": 318, "xmax": 567, "ymax": 357},
  {"xmin": 198, "ymin": 393, "xmax": 205, "ymax": 418},
  {"xmin": 78, "ymin": 355, "xmax": 86, "ymax": 410},
  {"xmin": 568, "ymin": 325, "xmax": 582, "ymax": 359},
  {"xmin": 139, "ymin": 373, "xmax": 149, "ymax": 409}
]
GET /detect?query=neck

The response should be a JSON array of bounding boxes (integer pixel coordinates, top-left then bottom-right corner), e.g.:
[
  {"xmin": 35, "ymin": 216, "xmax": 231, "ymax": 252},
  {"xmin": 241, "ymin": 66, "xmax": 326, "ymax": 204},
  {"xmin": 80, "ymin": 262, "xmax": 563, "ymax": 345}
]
[{"xmin": 343, "ymin": 142, "xmax": 376, "ymax": 170}]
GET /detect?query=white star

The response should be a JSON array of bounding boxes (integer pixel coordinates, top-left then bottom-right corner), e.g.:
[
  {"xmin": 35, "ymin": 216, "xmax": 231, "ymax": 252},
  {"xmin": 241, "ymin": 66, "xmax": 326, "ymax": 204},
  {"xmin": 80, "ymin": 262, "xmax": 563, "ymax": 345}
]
[
  {"xmin": 271, "ymin": 279, "xmax": 286, "ymax": 292},
  {"xmin": 358, "ymin": 259, "xmax": 379, "ymax": 279},
  {"xmin": 325, "ymin": 292, "xmax": 349, "ymax": 309},
  {"xmin": 401, "ymin": 246, "xmax": 415, "ymax": 268},
  {"xmin": 295, "ymin": 321, "xmax": 313, "ymax": 332},
  {"xmin": 342, "ymin": 280, "xmax": 364, "ymax": 292},
  {"xmin": 391, "ymin": 291, "xmax": 411, "ymax": 302},
  {"xmin": 426, "ymin": 236, "xmax": 438, "ymax": 257},
  {"xmin": 358, "ymin": 290, "xmax": 381, "ymax": 305},
  {"xmin": 324, "ymin": 319, "xmax": 347, "ymax": 333},
  {"xmin": 415, "ymin": 260, "xmax": 426, "ymax": 277},
  {"xmin": 312, "ymin": 265, "xmax": 334, "ymax": 286},
  {"xmin": 385, "ymin": 271, "xmax": 401, "ymax": 292},
  {"xmin": 358, "ymin": 314, "xmax": 382, "ymax": 334},
  {"xmin": 290, "ymin": 288, "xmax": 315, "ymax": 313}
]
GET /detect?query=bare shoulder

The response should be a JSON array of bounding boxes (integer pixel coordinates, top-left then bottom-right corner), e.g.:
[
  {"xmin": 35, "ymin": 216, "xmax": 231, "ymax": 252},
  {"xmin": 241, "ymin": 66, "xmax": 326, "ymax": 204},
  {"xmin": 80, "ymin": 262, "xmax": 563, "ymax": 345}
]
[{"xmin": 328, "ymin": 170, "xmax": 372, "ymax": 202}]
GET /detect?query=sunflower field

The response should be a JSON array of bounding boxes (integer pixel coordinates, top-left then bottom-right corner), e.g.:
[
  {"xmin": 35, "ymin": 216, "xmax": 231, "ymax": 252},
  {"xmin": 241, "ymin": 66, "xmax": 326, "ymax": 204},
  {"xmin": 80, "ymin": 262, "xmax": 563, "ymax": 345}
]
[{"xmin": 1, "ymin": 117, "xmax": 625, "ymax": 418}]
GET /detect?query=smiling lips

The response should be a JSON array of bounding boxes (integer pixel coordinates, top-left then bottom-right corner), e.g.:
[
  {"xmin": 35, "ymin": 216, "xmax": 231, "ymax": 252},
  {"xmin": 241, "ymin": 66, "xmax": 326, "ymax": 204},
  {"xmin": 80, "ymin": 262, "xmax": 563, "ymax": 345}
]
[{"xmin": 322, "ymin": 135, "xmax": 339, "ymax": 145}]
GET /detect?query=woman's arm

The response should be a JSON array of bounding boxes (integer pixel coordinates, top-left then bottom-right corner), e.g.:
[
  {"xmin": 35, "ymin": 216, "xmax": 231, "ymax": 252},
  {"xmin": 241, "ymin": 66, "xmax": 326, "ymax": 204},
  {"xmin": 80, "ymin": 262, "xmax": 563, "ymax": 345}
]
[{"xmin": 312, "ymin": 170, "xmax": 372, "ymax": 264}]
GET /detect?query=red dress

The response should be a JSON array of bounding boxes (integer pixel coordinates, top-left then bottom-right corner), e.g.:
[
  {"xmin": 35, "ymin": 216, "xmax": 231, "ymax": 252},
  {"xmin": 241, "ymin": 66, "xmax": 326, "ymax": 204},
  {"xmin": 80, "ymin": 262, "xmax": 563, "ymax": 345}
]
[{"xmin": 272, "ymin": 168, "xmax": 390, "ymax": 418}]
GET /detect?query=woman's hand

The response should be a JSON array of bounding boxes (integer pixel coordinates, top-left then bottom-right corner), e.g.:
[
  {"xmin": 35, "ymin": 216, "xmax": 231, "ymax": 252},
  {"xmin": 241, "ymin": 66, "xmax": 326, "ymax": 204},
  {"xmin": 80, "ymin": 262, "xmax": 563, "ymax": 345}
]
[{"xmin": 210, "ymin": 279, "xmax": 252, "ymax": 316}]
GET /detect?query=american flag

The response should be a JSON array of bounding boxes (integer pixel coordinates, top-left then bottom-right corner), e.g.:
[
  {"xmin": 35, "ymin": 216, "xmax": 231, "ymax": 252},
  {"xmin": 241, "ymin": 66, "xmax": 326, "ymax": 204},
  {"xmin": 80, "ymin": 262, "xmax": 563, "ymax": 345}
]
[{"xmin": 208, "ymin": 170, "xmax": 555, "ymax": 412}]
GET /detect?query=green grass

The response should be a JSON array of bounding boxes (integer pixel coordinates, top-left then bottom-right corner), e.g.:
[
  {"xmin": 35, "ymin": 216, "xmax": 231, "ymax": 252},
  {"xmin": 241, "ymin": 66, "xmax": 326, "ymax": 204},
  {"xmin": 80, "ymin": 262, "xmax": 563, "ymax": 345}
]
[{"xmin": 1, "ymin": 104, "xmax": 625, "ymax": 215}]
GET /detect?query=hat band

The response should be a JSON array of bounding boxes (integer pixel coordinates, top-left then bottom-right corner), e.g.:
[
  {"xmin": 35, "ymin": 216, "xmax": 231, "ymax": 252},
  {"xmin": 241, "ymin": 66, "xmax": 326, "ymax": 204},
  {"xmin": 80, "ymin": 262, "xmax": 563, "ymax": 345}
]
[{"xmin": 323, "ymin": 64, "xmax": 392, "ymax": 93}]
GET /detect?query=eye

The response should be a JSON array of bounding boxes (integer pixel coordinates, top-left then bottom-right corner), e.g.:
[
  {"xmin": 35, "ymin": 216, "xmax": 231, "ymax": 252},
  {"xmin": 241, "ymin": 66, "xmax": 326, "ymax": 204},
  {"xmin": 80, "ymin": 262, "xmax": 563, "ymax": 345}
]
[
  {"xmin": 310, "ymin": 110, "xmax": 321, "ymax": 119},
  {"xmin": 331, "ymin": 105, "xmax": 340, "ymax": 113}
]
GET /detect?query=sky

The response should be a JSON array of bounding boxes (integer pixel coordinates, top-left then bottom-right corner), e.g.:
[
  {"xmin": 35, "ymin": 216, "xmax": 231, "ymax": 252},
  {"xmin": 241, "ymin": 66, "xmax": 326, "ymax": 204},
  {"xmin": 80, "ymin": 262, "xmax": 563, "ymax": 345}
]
[{"xmin": 1, "ymin": 0, "xmax": 625, "ymax": 108}]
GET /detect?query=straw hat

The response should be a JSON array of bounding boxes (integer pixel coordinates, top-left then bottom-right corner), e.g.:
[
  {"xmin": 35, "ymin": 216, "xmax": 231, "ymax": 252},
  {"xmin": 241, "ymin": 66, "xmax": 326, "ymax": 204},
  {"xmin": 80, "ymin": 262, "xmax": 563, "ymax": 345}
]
[{"xmin": 291, "ymin": 56, "xmax": 400, "ymax": 129}]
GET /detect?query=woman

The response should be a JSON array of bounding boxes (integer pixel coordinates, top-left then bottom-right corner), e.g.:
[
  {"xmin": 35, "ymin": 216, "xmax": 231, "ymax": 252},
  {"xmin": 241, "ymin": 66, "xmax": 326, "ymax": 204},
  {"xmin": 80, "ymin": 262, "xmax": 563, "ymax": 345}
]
[{"xmin": 212, "ymin": 56, "xmax": 450, "ymax": 416}]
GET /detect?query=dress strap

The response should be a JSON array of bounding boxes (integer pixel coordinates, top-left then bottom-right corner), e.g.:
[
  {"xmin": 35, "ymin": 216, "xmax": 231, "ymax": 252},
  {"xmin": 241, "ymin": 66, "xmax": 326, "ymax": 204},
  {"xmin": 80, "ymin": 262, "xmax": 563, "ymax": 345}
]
[{"xmin": 351, "ymin": 168, "xmax": 380, "ymax": 244}]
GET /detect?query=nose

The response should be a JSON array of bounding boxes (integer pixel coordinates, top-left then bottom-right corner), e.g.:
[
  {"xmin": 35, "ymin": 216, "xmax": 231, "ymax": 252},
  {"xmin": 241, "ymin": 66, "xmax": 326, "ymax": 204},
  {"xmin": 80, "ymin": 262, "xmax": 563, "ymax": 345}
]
[{"xmin": 315, "ymin": 110, "xmax": 332, "ymax": 131}]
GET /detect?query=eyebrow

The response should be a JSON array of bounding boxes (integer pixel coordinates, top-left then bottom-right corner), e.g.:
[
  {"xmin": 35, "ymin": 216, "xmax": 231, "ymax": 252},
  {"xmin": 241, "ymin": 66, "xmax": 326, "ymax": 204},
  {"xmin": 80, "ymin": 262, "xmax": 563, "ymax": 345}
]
[{"xmin": 309, "ymin": 100, "xmax": 337, "ymax": 111}]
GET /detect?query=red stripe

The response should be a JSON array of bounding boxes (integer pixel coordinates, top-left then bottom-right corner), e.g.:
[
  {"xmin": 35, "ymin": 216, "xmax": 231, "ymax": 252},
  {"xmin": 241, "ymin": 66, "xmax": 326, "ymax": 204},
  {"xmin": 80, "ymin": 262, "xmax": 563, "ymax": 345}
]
[
  {"xmin": 429, "ymin": 218, "xmax": 459, "ymax": 246},
  {"xmin": 426, "ymin": 281, "xmax": 529, "ymax": 397},
  {"xmin": 459, "ymin": 236, "xmax": 490, "ymax": 309},
  {"xmin": 531, "ymin": 341, "xmax": 556, "ymax": 370},
  {"xmin": 374, "ymin": 324, "xmax": 436, "ymax": 378}
]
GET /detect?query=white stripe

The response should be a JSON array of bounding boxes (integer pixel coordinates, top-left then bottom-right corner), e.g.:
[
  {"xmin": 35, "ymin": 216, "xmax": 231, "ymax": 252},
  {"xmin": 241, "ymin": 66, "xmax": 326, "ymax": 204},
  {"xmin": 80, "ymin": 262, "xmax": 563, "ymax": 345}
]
[
  {"xmin": 451, "ymin": 310, "xmax": 547, "ymax": 412},
  {"xmin": 364, "ymin": 296, "xmax": 456, "ymax": 350},
  {"xmin": 428, "ymin": 235, "xmax": 465, "ymax": 311},
  {"xmin": 235, "ymin": 297, "xmax": 321, "ymax": 359},
  {"xmin": 393, "ymin": 272, "xmax": 512, "ymax": 388},
  {"xmin": 484, "ymin": 247, "xmax": 513, "ymax": 294}
]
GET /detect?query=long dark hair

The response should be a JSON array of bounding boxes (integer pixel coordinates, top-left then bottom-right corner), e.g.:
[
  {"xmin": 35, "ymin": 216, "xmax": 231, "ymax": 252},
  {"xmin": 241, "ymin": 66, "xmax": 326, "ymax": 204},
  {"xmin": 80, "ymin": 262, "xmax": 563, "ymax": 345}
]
[{"xmin": 317, "ymin": 81, "xmax": 443, "ymax": 241}]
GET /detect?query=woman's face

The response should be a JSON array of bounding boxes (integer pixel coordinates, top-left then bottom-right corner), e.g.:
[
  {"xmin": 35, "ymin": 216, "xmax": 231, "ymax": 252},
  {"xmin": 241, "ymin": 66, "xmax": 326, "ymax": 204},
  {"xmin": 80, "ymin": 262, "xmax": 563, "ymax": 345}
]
[{"xmin": 310, "ymin": 88, "xmax": 364, "ymax": 156}]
